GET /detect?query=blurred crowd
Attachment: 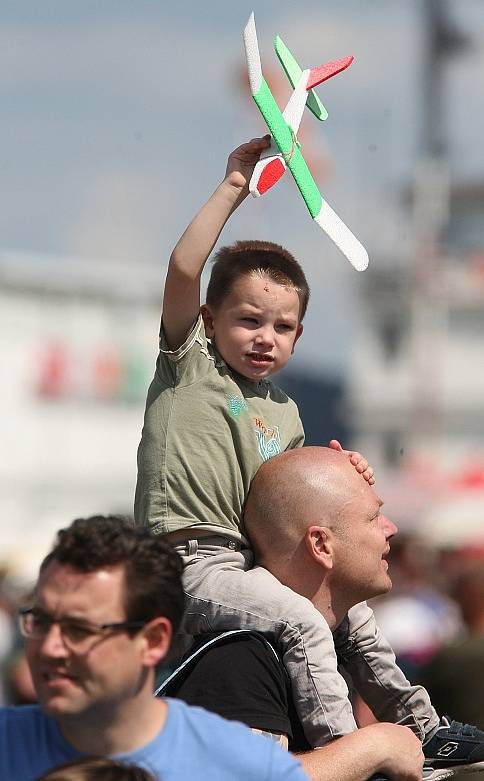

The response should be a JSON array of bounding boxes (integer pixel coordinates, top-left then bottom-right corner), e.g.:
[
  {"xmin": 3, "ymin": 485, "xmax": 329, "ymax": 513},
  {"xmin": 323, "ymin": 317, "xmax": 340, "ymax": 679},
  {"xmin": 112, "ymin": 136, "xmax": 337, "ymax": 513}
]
[
  {"xmin": 350, "ymin": 532, "xmax": 484, "ymax": 736},
  {"xmin": 0, "ymin": 567, "xmax": 36, "ymax": 707}
]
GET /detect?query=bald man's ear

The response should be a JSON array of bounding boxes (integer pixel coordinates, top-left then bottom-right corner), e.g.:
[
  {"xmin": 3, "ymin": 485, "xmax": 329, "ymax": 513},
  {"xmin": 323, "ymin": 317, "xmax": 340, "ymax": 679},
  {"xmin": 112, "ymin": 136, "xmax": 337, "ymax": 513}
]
[{"xmin": 305, "ymin": 526, "xmax": 334, "ymax": 571}]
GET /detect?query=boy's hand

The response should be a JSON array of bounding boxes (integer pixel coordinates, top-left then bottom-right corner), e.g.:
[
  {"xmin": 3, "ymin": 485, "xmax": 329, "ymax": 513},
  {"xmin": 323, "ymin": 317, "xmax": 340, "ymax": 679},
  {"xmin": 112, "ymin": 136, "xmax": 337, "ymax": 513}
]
[
  {"xmin": 329, "ymin": 439, "xmax": 375, "ymax": 485},
  {"xmin": 225, "ymin": 135, "xmax": 271, "ymax": 191}
]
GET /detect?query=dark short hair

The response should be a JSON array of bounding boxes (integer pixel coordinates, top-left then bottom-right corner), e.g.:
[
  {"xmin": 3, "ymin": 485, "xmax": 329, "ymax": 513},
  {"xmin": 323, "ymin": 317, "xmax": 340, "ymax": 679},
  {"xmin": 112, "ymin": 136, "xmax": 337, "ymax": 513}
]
[
  {"xmin": 36, "ymin": 756, "xmax": 156, "ymax": 781},
  {"xmin": 39, "ymin": 515, "xmax": 184, "ymax": 634},
  {"xmin": 206, "ymin": 239, "xmax": 310, "ymax": 320}
]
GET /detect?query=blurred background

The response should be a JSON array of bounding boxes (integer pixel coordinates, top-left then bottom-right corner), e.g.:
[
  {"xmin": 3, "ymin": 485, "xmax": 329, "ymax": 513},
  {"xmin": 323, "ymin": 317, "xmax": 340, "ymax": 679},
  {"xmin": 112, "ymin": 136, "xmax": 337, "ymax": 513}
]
[{"xmin": 1, "ymin": 0, "xmax": 484, "ymax": 733}]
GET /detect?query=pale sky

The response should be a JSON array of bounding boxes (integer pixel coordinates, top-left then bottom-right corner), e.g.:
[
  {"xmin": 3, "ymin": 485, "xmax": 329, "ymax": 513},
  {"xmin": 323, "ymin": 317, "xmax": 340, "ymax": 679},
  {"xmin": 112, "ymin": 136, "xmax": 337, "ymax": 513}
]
[{"xmin": 1, "ymin": 0, "xmax": 483, "ymax": 374}]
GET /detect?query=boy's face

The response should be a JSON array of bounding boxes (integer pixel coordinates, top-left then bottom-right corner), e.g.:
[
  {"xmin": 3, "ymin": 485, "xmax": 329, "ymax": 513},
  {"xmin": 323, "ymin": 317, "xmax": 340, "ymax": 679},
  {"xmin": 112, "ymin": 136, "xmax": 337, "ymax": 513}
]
[{"xmin": 202, "ymin": 273, "xmax": 303, "ymax": 381}]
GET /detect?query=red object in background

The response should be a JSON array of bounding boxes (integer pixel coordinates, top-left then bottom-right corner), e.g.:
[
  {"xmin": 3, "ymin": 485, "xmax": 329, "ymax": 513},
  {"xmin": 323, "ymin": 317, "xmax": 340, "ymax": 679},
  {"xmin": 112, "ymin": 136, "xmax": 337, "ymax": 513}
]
[
  {"xmin": 452, "ymin": 466, "xmax": 484, "ymax": 491},
  {"xmin": 92, "ymin": 347, "xmax": 121, "ymax": 399},
  {"xmin": 36, "ymin": 342, "xmax": 68, "ymax": 399}
]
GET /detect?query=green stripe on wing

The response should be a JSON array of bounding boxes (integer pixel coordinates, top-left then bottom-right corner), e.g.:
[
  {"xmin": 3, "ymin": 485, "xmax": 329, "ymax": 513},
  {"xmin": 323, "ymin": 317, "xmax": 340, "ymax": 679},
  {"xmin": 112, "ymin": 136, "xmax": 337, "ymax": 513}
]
[{"xmin": 253, "ymin": 79, "xmax": 323, "ymax": 218}]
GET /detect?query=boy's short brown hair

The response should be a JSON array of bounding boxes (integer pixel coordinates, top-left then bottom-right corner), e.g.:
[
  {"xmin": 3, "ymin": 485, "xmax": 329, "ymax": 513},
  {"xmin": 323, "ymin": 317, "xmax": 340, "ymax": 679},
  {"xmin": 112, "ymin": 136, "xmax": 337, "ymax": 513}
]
[{"xmin": 206, "ymin": 240, "xmax": 310, "ymax": 320}]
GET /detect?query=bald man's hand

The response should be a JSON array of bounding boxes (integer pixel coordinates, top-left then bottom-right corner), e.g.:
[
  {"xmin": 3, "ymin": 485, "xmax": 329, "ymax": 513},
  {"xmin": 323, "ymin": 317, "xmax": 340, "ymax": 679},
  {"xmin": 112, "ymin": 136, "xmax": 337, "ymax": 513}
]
[
  {"xmin": 365, "ymin": 723, "xmax": 425, "ymax": 781},
  {"xmin": 297, "ymin": 723, "xmax": 424, "ymax": 781},
  {"xmin": 329, "ymin": 440, "xmax": 375, "ymax": 486}
]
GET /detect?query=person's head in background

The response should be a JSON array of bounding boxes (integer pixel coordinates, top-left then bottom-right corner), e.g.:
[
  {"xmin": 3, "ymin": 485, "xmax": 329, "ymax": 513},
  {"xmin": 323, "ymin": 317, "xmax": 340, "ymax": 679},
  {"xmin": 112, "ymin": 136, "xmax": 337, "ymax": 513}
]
[
  {"xmin": 35, "ymin": 757, "xmax": 156, "ymax": 781},
  {"xmin": 452, "ymin": 559, "xmax": 484, "ymax": 633},
  {"xmin": 21, "ymin": 515, "xmax": 184, "ymax": 735}
]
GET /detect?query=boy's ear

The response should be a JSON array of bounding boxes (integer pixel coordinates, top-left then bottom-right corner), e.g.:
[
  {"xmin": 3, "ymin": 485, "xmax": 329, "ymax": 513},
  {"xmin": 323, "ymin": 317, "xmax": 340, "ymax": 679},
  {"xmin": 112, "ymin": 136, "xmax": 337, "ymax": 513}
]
[
  {"xmin": 200, "ymin": 305, "xmax": 215, "ymax": 338},
  {"xmin": 292, "ymin": 323, "xmax": 303, "ymax": 354},
  {"xmin": 305, "ymin": 525, "xmax": 333, "ymax": 571}
]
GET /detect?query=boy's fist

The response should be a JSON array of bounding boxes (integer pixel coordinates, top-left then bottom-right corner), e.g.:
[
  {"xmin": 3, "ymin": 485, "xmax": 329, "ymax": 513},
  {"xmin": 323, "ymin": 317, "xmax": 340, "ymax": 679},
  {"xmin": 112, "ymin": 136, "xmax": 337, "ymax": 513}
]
[{"xmin": 225, "ymin": 135, "xmax": 271, "ymax": 190}]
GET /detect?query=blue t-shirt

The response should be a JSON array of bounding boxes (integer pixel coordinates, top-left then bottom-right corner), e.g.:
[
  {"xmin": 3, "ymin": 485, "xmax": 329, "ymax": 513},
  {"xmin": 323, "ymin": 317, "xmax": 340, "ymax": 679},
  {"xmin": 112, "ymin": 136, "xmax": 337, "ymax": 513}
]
[{"xmin": 0, "ymin": 698, "xmax": 308, "ymax": 781}]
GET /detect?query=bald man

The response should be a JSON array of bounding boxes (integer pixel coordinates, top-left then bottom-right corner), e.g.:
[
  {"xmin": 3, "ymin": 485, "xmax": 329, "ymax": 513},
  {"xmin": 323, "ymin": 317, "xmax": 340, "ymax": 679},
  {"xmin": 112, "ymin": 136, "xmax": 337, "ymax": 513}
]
[{"xmin": 164, "ymin": 448, "xmax": 484, "ymax": 780}]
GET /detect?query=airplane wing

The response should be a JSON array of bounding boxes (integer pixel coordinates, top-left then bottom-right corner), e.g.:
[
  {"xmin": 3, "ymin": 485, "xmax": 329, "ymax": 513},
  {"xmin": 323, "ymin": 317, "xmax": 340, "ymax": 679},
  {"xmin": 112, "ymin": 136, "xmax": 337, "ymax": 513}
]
[
  {"xmin": 249, "ymin": 69, "xmax": 309, "ymax": 198},
  {"xmin": 275, "ymin": 35, "xmax": 328, "ymax": 121},
  {"xmin": 244, "ymin": 13, "xmax": 369, "ymax": 271},
  {"xmin": 244, "ymin": 14, "xmax": 321, "ymax": 213},
  {"xmin": 249, "ymin": 55, "xmax": 351, "ymax": 197},
  {"xmin": 314, "ymin": 202, "xmax": 369, "ymax": 272}
]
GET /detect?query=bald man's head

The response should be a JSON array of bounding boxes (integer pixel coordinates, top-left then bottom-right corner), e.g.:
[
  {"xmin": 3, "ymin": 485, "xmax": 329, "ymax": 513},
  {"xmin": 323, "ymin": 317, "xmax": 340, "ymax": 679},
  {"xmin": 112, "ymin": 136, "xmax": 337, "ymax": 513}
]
[
  {"xmin": 245, "ymin": 447, "xmax": 375, "ymax": 565},
  {"xmin": 245, "ymin": 446, "xmax": 397, "ymax": 617}
]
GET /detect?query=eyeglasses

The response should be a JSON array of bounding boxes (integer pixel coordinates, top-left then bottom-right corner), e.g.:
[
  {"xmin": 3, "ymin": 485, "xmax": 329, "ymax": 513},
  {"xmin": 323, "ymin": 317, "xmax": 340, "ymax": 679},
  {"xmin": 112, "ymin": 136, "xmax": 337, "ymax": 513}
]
[{"xmin": 18, "ymin": 607, "xmax": 148, "ymax": 652}]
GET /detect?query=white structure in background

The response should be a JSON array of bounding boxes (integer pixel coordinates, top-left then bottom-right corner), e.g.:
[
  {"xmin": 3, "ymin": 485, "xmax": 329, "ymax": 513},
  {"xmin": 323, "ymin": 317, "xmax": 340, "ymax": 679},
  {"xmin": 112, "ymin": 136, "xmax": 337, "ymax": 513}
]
[
  {"xmin": 345, "ymin": 182, "xmax": 484, "ymax": 546},
  {"xmin": 0, "ymin": 249, "xmax": 163, "ymax": 581},
  {"xmin": 346, "ymin": 259, "xmax": 484, "ymax": 467}
]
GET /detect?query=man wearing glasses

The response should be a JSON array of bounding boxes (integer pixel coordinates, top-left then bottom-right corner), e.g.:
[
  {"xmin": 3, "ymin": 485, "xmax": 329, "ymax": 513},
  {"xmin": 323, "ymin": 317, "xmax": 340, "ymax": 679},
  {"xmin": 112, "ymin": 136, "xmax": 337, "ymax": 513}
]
[{"xmin": 0, "ymin": 515, "xmax": 309, "ymax": 781}]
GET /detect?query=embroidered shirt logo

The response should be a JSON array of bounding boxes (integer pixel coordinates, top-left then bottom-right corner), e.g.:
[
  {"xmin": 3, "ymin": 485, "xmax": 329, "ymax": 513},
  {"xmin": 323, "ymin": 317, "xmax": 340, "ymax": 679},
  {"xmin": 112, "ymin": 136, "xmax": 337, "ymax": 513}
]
[
  {"xmin": 227, "ymin": 394, "xmax": 248, "ymax": 419},
  {"xmin": 254, "ymin": 418, "xmax": 281, "ymax": 461}
]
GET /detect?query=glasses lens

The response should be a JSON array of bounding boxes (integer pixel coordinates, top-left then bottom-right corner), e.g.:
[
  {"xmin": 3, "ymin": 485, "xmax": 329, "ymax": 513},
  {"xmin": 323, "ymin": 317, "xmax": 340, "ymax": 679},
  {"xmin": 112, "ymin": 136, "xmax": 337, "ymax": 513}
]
[
  {"xmin": 62, "ymin": 622, "xmax": 98, "ymax": 648},
  {"xmin": 19, "ymin": 611, "xmax": 97, "ymax": 650},
  {"xmin": 18, "ymin": 611, "xmax": 134, "ymax": 650},
  {"xmin": 19, "ymin": 611, "xmax": 50, "ymax": 638}
]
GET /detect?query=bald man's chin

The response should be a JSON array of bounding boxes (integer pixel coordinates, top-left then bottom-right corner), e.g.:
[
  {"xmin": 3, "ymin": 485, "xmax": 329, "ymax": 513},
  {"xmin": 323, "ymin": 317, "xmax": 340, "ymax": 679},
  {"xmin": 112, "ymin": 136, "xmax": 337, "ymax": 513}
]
[
  {"xmin": 380, "ymin": 571, "xmax": 393, "ymax": 594},
  {"xmin": 369, "ymin": 566, "xmax": 393, "ymax": 599}
]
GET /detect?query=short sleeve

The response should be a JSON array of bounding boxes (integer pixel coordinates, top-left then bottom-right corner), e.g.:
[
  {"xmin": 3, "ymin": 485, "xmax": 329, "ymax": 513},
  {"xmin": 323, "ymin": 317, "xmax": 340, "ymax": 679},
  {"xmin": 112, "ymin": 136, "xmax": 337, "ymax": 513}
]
[
  {"xmin": 288, "ymin": 415, "xmax": 305, "ymax": 450},
  {"xmin": 156, "ymin": 313, "xmax": 217, "ymax": 387},
  {"xmin": 167, "ymin": 634, "xmax": 293, "ymax": 739}
]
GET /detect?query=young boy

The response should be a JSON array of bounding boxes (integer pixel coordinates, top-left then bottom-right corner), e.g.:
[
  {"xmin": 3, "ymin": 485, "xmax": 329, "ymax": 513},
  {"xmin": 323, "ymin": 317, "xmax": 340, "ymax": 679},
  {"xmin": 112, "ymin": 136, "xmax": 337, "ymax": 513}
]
[{"xmin": 134, "ymin": 137, "xmax": 463, "ymax": 754}]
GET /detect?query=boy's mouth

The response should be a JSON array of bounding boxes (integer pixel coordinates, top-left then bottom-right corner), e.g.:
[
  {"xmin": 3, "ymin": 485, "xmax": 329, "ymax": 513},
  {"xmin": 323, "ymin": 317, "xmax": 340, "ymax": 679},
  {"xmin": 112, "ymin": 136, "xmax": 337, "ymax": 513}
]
[{"xmin": 246, "ymin": 352, "xmax": 274, "ymax": 365}]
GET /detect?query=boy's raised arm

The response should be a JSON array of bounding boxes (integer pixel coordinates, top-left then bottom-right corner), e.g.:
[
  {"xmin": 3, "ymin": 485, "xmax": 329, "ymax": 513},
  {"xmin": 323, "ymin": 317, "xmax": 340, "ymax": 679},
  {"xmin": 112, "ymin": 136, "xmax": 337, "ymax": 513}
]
[{"xmin": 162, "ymin": 136, "xmax": 271, "ymax": 350}]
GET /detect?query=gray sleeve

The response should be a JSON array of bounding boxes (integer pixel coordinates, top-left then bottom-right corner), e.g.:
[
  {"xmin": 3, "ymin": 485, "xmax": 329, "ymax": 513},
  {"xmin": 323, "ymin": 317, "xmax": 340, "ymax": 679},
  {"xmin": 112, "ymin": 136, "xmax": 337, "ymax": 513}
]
[{"xmin": 336, "ymin": 601, "xmax": 438, "ymax": 738}]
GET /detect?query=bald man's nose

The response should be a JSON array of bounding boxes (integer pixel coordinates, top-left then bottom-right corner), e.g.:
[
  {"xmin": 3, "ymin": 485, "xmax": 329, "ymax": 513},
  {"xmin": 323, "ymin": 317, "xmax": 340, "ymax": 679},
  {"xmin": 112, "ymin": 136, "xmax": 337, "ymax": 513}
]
[{"xmin": 382, "ymin": 515, "xmax": 398, "ymax": 538}]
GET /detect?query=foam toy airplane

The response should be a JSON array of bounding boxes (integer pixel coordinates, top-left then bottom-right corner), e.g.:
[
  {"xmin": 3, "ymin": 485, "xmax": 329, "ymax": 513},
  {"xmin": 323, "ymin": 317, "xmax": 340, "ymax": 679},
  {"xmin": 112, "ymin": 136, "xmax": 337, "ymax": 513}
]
[{"xmin": 243, "ymin": 13, "xmax": 369, "ymax": 271}]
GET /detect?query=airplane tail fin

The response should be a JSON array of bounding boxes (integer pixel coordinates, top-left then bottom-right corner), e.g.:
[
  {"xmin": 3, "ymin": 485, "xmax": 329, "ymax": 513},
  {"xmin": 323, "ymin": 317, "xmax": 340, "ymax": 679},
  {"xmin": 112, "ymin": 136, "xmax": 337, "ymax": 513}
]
[
  {"xmin": 275, "ymin": 36, "xmax": 354, "ymax": 121},
  {"xmin": 275, "ymin": 35, "xmax": 328, "ymax": 121},
  {"xmin": 307, "ymin": 56, "xmax": 354, "ymax": 91}
]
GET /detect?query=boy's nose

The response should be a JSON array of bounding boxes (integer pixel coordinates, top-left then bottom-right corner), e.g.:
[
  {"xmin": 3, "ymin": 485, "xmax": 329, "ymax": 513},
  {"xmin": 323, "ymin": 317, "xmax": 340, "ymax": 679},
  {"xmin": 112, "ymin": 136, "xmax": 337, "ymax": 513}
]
[{"xmin": 254, "ymin": 327, "xmax": 274, "ymax": 348}]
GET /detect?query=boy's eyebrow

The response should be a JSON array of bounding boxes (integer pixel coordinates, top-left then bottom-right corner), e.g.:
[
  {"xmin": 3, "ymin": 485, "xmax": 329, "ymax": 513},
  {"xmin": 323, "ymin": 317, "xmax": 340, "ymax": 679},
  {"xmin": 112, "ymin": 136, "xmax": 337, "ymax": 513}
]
[{"xmin": 236, "ymin": 303, "xmax": 298, "ymax": 319}]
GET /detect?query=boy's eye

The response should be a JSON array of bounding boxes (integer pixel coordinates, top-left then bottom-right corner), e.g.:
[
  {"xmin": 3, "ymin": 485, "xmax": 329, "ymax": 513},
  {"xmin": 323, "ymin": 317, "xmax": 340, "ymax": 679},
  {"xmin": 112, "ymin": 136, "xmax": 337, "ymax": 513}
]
[{"xmin": 241, "ymin": 317, "xmax": 258, "ymax": 324}]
